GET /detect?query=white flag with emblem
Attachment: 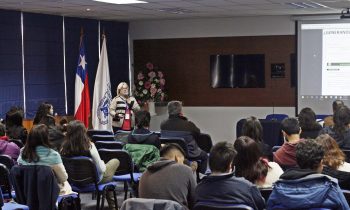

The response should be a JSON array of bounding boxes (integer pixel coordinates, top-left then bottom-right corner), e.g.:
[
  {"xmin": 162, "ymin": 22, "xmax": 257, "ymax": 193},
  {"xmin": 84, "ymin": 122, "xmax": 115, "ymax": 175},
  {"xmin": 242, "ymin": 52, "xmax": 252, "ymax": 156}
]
[{"xmin": 92, "ymin": 35, "xmax": 112, "ymax": 131}]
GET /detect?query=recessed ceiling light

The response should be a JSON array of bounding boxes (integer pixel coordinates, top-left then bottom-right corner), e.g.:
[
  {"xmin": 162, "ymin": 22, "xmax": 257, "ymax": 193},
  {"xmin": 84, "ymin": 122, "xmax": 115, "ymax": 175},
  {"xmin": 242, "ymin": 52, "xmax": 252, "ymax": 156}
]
[
  {"xmin": 86, "ymin": 8, "xmax": 91, "ymax": 11},
  {"xmin": 93, "ymin": 0, "xmax": 148, "ymax": 4}
]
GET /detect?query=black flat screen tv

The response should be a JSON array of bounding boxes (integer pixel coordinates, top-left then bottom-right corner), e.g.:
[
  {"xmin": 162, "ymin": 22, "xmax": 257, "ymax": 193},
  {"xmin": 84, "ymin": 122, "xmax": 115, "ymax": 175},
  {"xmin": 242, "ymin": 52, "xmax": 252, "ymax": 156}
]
[{"xmin": 210, "ymin": 54, "xmax": 265, "ymax": 88}]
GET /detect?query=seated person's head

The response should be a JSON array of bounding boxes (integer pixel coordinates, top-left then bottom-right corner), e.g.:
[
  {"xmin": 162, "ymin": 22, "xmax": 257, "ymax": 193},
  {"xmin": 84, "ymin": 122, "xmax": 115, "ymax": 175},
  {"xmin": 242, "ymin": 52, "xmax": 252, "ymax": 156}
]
[
  {"xmin": 209, "ymin": 141, "xmax": 237, "ymax": 174},
  {"xmin": 333, "ymin": 100, "xmax": 344, "ymax": 114},
  {"xmin": 0, "ymin": 123, "xmax": 5, "ymax": 137},
  {"xmin": 241, "ymin": 116, "xmax": 263, "ymax": 142},
  {"xmin": 23, "ymin": 124, "xmax": 51, "ymax": 162},
  {"xmin": 298, "ymin": 107, "xmax": 319, "ymax": 130},
  {"xmin": 61, "ymin": 120, "xmax": 90, "ymax": 156},
  {"xmin": 167, "ymin": 101, "xmax": 182, "ymax": 116},
  {"xmin": 135, "ymin": 110, "xmax": 151, "ymax": 129},
  {"xmin": 315, "ymin": 134, "xmax": 345, "ymax": 170},
  {"xmin": 281, "ymin": 117, "xmax": 301, "ymax": 140},
  {"xmin": 39, "ymin": 115, "xmax": 56, "ymax": 127},
  {"xmin": 5, "ymin": 106, "xmax": 24, "ymax": 127},
  {"xmin": 296, "ymin": 139, "xmax": 324, "ymax": 172},
  {"xmin": 333, "ymin": 105, "xmax": 350, "ymax": 133},
  {"xmin": 160, "ymin": 143, "xmax": 185, "ymax": 164}
]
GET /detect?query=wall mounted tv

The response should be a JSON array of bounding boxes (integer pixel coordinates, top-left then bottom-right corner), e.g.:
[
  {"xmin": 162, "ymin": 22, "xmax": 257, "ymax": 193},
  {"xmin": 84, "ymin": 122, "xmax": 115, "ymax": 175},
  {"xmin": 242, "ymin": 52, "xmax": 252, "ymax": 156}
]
[{"xmin": 210, "ymin": 54, "xmax": 265, "ymax": 88}]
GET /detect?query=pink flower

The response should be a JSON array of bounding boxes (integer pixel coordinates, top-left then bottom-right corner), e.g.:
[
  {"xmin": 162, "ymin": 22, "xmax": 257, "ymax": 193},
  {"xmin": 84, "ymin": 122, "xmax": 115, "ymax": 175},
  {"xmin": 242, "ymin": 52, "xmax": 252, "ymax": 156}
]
[
  {"xmin": 158, "ymin": 71, "xmax": 164, "ymax": 78},
  {"xmin": 137, "ymin": 72, "xmax": 144, "ymax": 80},
  {"xmin": 160, "ymin": 78, "xmax": 165, "ymax": 86},
  {"xmin": 146, "ymin": 62, "xmax": 154, "ymax": 70},
  {"xmin": 148, "ymin": 71, "xmax": 156, "ymax": 79},
  {"xmin": 144, "ymin": 81, "xmax": 151, "ymax": 89},
  {"xmin": 150, "ymin": 87, "xmax": 157, "ymax": 96}
]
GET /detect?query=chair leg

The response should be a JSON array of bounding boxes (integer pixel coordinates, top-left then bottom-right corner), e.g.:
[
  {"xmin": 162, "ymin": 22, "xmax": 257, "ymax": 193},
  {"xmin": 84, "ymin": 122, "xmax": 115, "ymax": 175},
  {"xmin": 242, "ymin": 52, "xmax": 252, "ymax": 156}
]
[
  {"xmin": 123, "ymin": 181, "xmax": 128, "ymax": 200},
  {"xmin": 96, "ymin": 191, "xmax": 101, "ymax": 210},
  {"xmin": 113, "ymin": 188, "xmax": 118, "ymax": 209},
  {"xmin": 101, "ymin": 190, "xmax": 106, "ymax": 210}
]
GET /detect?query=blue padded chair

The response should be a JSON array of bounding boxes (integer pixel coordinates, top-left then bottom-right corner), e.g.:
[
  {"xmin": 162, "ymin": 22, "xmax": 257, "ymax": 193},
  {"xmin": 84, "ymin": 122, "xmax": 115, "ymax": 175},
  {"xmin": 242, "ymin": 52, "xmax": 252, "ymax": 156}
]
[
  {"xmin": 266, "ymin": 114, "xmax": 288, "ymax": 121},
  {"xmin": 120, "ymin": 198, "xmax": 185, "ymax": 210},
  {"xmin": 0, "ymin": 155, "xmax": 14, "ymax": 169},
  {"xmin": 0, "ymin": 187, "xmax": 28, "ymax": 210},
  {"xmin": 62, "ymin": 156, "xmax": 118, "ymax": 210},
  {"xmin": 272, "ymin": 146, "xmax": 281, "ymax": 153},
  {"xmin": 91, "ymin": 134, "xmax": 116, "ymax": 143},
  {"xmin": 87, "ymin": 129, "xmax": 113, "ymax": 138},
  {"xmin": 95, "ymin": 141, "xmax": 124, "ymax": 150},
  {"xmin": 98, "ymin": 149, "xmax": 142, "ymax": 200},
  {"xmin": 0, "ymin": 163, "xmax": 14, "ymax": 199},
  {"xmin": 193, "ymin": 201, "xmax": 253, "ymax": 210}
]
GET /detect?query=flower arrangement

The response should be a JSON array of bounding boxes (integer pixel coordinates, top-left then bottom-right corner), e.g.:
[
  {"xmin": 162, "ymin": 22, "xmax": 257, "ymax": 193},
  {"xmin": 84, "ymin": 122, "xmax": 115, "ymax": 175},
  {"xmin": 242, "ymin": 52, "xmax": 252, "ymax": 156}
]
[{"xmin": 134, "ymin": 62, "xmax": 167, "ymax": 104}]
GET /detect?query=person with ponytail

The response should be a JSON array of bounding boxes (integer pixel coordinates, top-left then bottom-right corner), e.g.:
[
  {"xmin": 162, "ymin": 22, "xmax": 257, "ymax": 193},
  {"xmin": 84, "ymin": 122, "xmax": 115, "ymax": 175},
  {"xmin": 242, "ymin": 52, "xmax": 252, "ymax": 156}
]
[{"xmin": 234, "ymin": 136, "xmax": 283, "ymax": 188}]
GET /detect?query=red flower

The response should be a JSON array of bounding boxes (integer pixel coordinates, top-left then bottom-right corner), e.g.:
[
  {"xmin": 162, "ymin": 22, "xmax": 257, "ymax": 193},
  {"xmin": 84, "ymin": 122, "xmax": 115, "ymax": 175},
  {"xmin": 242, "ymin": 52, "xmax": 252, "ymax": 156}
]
[
  {"xmin": 146, "ymin": 62, "xmax": 154, "ymax": 70},
  {"xmin": 144, "ymin": 81, "xmax": 151, "ymax": 89}
]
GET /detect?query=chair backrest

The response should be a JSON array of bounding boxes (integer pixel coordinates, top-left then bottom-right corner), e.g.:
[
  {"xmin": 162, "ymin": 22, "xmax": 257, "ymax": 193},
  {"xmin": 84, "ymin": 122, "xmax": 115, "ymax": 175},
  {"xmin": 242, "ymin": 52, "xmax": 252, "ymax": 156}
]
[
  {"xmin": 87, "ymin": 129, "xmax": 113, "ymax": 138},
  {"xmin": 0, "ymin": 154, "xmax": 14, "ymax": 169},
  {"xmin": 10, "ymin": 165, "xmax": 59, "ymax": 210},
  {"xmin": 266, "ymin": 114, "xmax": 288, "ymax": 121},
  {"xmin": 120, "ymin": 198, "xmax": 186, "ymax": 210},
  {"xmin": 196, "ymin": 133, "xmax": 213, "ymax": 153},
  {"xmin": 115, "ymin": 130, "xmax": 131, "ymax": 143},
  {"xmin": 0, "ymin": 163, "xmax": 12, "ymax": 199},
  {"xmin": 193, "ymin": 202, "xmax": 253, "ymax": 210},
  {"xmin": 342, "ymin": 149, "xmax": 350, "ymax": 162},
  {"xmin": 9, "ymin": 139, "xmax": 24, "ymax": 148},
  {"xmin": 160, "ymin": 137, "xmax": 189, "ymax": 157},
  {"xmin": 98, "ymin": 149, "xmax": 134, "ymax": 177},
  {"xmin": 95, "ymin": 141, "xmax": 124, "ymax": 150},
  {"xmin": 62, "ymin": 156, "xmax": 99, "ymax": 187},
  {"xmin": 91, "ymin": 134, "xmax": 115, "ymax": 143}
]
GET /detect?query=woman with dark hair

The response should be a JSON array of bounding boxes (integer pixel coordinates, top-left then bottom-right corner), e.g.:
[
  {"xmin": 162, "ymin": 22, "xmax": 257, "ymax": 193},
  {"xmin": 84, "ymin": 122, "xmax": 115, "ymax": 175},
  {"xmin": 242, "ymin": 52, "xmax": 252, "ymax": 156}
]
[
  {"xmin": 17, "ymin": 124, "xmax": 73, "ymax": 195},
  {"xmin": 320, "ymin": 105, "xmax": 350, "ymax": 149},
  {"xmin": 234, "ymin": 136, "xmax": 283, "ymax": 188},
  {"xmin": 5, "ymin": 106, "xmax": 27, "ymax": 144},
  {"xmin": 60, "ymin": 120, "xmax": 119, "ymax": 210},
  {"xmin": 241, "ymin": 116, "xmax": 272, "ymax": 160},
  {"xmin": 33, "ymin": 102, "xmax": 54, "ymax": 125},
  {"xmin": 298, "ymin": 107, "xmax": 322, "ymax": 139},
  {"xmin": 127, "ymin": 110, "xmax": 160, "ymax": 149},
  {"xmin": 316, "ymin": 134, "xmax": 350, "ymax": 189},
  {"xmin": 39, "ymin": 115, "xmax": 64, "ymax": 151}
]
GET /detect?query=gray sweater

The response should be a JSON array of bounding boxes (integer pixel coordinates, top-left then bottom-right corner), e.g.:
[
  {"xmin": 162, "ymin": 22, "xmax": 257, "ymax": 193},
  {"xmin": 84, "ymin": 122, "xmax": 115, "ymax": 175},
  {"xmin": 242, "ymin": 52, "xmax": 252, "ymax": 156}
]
[{"xmin": 139, "ymin": 159, "xmax": 196, "ymax": 210}]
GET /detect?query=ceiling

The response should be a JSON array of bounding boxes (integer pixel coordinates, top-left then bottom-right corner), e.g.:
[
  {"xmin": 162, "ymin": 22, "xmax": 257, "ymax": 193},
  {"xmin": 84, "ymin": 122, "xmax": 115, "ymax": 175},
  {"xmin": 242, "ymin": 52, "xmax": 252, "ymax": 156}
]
[{"xmin": 0, "ymin": 0, "xmax": 348, "ymax": 21}]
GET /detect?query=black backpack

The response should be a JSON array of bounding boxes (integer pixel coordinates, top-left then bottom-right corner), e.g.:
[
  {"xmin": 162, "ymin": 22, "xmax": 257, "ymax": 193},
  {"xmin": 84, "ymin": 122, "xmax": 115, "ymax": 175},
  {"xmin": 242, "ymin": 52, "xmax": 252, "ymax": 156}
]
[{"xmin": 58, "ymin": 195, "xmax": 81, "ymax": 210}]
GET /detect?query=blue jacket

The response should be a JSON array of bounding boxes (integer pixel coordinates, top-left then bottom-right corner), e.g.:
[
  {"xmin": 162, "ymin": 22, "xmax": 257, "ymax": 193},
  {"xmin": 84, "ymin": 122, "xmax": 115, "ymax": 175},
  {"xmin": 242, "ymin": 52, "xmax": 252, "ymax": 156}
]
[{"xmin": 267, "ymin": 169, "xmax": 350, "ymax": 210}]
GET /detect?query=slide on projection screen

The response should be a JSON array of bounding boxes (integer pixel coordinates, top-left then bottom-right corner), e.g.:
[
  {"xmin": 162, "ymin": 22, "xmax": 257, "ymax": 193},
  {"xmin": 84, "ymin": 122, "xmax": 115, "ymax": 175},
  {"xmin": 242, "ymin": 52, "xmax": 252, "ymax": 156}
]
[{"xmin": 298, "ymin": 20, "xmax": 350, "ymax": 115}]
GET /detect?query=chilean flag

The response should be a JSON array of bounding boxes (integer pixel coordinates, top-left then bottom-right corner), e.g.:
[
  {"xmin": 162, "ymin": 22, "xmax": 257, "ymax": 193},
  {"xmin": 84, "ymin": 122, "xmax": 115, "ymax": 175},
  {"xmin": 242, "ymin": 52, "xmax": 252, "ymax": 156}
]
[{"xmin": 74, "ymin": 36, "xmax": 90, "ymax": 127}]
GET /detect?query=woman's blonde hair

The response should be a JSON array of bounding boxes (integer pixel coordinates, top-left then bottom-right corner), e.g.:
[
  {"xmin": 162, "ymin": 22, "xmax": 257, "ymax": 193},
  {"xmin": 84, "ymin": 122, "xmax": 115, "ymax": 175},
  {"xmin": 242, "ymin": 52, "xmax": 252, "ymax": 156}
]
[
  {"xmin": 315, "ymin": 134, "xmax": 345, "ymax": 170},
  {"xmin": 116, "ymin": 82, "xmax": 129, "ymax": 96}
]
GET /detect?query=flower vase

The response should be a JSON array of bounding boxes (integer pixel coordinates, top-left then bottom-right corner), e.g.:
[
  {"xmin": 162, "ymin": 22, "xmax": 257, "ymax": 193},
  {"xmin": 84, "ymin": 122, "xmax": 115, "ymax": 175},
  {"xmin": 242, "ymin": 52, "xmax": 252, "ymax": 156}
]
[{"xmin": 148, "ymin": 101, "xmax": 156, "ymax": 116}]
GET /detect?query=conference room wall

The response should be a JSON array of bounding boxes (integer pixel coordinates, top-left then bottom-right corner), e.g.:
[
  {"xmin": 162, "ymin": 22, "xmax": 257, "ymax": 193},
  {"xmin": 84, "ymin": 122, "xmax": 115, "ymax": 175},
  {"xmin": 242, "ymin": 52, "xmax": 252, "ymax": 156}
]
[
  {"xmin": 0, "ymin": 9, "xmax": 129, "ymax": 119},
  {"xmin": 129, "ymin": 16, "xmax": 296, "ymax": 143}
]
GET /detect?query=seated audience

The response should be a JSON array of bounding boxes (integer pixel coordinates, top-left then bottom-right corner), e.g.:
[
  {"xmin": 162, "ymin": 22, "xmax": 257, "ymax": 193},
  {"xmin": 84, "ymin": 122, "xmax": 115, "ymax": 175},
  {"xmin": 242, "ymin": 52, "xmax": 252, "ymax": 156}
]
[
  {"xmin": 5, "ymin": 106, "xmax": 27, "ymax": 144},
  {"xmin": 234, "ymin": 136, "xmax": 283, "ymax": 188},
  {"xmin": 195, "ymin": 141, "xmax": 265, "ymax": 210},
  {"xmin": 160, "ymin": 100, "xmax": 208, "ymax": 174},
  {"xmin": 17, "ymin": 124, "xmax": 74, "ymax": 195},
  {"xmin": 241, "ymin": 116, "xmax": 272, "ymax": 159},
  {"xmin": 324, "ymin": 100, "xmax": 344, "ymax": 128},
  {"xmin": 60, "ymin": 120, "xmax": 119, "ymax": 210},
  {"xmin": 0, "ymin": 123, "xmax": 20, "ymax": 163},
  {"xmin": 139, "ymin": 143, "xmax": 196, "ymax": 210},
  {"xmin": 320, "ymin": 105, "xmax": 350, "ymax": 149},
  {"xmin": 128, "ymin": 110, "xmax": 161, "ymax": 149},
  {"xmin": 267, "ymin": 139, "xmax": 349, "ymax": 210},
  {"xmin": 316, "ymin": 134, "xmax": 350, "ymax": 189},
  {"xmin": 58, "ymin": 117, "xmax": 68, "ymax": 134},
  {"xmin": 298, "ymin": 107, "xmax": 322, "ymax": 139},
  {"xmin": 33, "ymin": 102, "xmax": 54, "ymax": 125},
  {"xmin": 273, "ymin": 117, "xmax": 301, "ymax": 168},
  {"xmin": 40, "ymin": 115, "xmax": 64, "ymax": 151}
]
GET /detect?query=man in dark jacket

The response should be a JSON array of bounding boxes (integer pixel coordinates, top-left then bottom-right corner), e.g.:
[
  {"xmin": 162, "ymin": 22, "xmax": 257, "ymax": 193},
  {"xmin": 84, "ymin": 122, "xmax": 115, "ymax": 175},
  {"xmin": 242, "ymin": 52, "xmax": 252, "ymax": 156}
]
[
  {"xmin": 139, "ymin": 143, "xmax": 196, "ymax": 210},
  {"xmin": 267, "ymin": 139, "xmax": 349, "ymax": 210},
  {"xmin": 160, "ymin": 100, "xmax": 207, "ymax": 173},
  {"xmin": 128, "ymin": 110, "xmax": 160, "ymax": 149},
  {"xmin": 195, "ymin": 142, "xmax": 265, "ymax": 210}
]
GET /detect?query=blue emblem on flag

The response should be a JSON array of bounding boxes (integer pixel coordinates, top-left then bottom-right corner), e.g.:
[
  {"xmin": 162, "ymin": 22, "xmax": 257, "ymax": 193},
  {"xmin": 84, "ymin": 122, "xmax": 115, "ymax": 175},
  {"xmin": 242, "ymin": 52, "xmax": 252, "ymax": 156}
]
[{"xmin": 97, "ymin": 83, "xmax": 112, "ymax": 125}]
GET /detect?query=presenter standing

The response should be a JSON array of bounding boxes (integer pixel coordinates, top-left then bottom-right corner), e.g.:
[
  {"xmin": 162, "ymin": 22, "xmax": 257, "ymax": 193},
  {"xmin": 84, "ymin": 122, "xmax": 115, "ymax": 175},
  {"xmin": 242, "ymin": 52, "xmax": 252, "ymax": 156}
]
[{"xmin": 110, "ymin": 82, "xmax": 140, "ymax": 133}]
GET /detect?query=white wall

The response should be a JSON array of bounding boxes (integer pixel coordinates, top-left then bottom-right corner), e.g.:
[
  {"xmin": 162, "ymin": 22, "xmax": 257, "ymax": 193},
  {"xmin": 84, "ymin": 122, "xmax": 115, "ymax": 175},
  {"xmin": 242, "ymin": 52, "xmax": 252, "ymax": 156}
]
[{"xmin": 130, "ymin": 15, "xmax": 297, "ymax": 144}]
